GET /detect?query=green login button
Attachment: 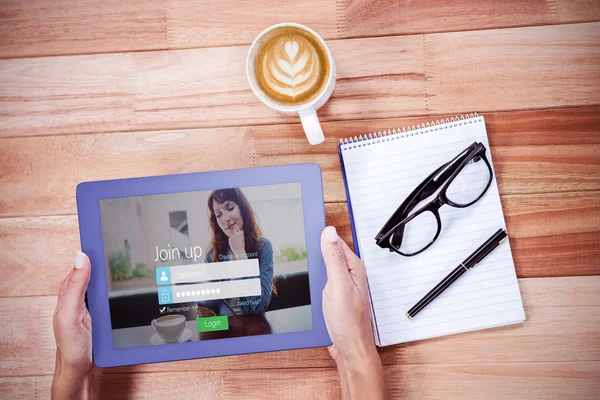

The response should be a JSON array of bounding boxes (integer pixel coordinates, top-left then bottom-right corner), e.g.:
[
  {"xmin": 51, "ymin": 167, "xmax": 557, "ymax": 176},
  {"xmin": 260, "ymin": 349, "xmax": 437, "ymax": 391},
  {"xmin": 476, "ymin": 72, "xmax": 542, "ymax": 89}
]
[{"xmin": 197, "ymin": 315, "xmax": 229, "ymax": 332}]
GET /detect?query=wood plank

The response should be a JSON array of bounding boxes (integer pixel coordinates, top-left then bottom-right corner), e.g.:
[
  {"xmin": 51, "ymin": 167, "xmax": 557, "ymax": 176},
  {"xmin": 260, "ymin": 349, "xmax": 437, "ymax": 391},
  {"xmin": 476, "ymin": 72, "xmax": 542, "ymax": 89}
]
[
  {"xmin": 0, "ymin": 0, "xmax": 167, "ymax": 58},
  {"xmin": 0, "ymin": 127, "xmax": 255, "ymax": 217},
  {"xmin": 552, "ymin": 0, "xmax": 600, "ymax": 22},
  {"xmin": 165, "ymin": 0, "xmax": 339, "ymax": 49},
  {"xmin": 426, "ymin": 23, "xmax": 600, "ymax": 113},
  {"xmin": 343, "ymin": 0, "xmax": 600, "ymax": 38},
  {"xmin": 507, "ymin": 231, "xmax": 600, "ymax": 278},
  {"xmin": 1, "ymin": 372, "xmax": 227, "ymax": 399},
  {"xmin": 2, "ymin": 23, "xmax": 599, "ymax": 138},
  {"xmin": 2, "ymin": 1, "xmax": 600, "ymax": 59},
  {"xmin": 0, "ymin": 35, "xmax": 419, "ymax": 136},
  {"xmin": 0, "ymin": 192, "xmax": 598, "ymax": 298},
  {"xmin": 1, "ymin": 107, "xmax": 598, "ymax": 217},
  {"xmin": 1, "ymin": 362, "xmax": 599, "ymax": 399},
  {"xmin": 1, "ymin": 276, "xmax": 598, "ymax": 376},
  {"xmin": 253, "ymin": 107, "xmax": 600, "ymax": 202}
]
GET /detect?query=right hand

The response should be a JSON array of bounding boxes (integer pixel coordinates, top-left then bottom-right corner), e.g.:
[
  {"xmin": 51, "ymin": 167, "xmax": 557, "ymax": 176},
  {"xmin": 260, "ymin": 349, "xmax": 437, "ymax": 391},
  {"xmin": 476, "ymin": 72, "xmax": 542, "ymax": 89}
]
[
  {"xmin": 320, "ymin": 226, "xmax": 386, "ymax": 400},
  {"xmin": 320, "ymin": 226, "xmax": 378, "ymax": 364},
  {"xmin": 228, "ymin": 230, "xmax": 247, "ymax": 258}
]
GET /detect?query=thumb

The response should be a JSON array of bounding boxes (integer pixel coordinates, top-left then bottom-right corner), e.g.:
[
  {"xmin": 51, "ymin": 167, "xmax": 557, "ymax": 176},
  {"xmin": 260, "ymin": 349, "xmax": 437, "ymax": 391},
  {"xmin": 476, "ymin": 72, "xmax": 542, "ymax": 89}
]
[
  {"xmin": 321, "ymin": 226, "xmax": 351, "ymax": 285},
  {"xmin": 63, "ymin": 252, "xmax": 91, "ymax": 308}
]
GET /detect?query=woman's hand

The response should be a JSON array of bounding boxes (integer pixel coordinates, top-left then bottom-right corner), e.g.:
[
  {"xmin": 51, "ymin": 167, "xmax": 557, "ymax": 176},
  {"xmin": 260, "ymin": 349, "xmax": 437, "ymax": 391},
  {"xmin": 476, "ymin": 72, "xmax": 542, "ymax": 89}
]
[
  {"xmin": 196, "ymin": 306, "xmax": 217, "ymax": 318},
  {"xmin": 321, "ymin": 226, "xmax": 386, "ymax": 400},
  {"xmin": 228, "ymin": 230, "xmax": 247, "ymax": 259},
  {"xmin": 52, "ymin": 252, "xmax": 98, "ymax": 400}
]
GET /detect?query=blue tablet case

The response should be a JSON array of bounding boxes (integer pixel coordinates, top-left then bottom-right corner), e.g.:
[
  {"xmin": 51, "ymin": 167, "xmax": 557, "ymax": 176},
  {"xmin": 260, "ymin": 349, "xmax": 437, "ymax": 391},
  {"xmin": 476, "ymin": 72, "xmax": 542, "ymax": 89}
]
[{"xmin": 77, "ymin": 163, "xmax": 331, "ymax": 367}]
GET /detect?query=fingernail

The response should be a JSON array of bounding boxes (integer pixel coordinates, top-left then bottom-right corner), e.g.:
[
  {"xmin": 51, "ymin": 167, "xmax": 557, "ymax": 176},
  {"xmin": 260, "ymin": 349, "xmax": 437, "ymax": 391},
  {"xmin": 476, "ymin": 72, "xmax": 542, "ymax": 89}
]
[
  {"xmin": 325, "ymin": 226, "xmax": 338, "ymax": 242},
  {"xmin": 75, "ymin": 252, "xmax": 86, "ymax": 269}
]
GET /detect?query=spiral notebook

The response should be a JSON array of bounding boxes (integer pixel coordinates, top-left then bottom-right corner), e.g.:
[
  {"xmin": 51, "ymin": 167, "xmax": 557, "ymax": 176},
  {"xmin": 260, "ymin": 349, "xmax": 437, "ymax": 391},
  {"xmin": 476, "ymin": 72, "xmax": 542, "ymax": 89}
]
[{"xmin": 338, "ymin": 114, "xmax": 525, "ymax": 347}]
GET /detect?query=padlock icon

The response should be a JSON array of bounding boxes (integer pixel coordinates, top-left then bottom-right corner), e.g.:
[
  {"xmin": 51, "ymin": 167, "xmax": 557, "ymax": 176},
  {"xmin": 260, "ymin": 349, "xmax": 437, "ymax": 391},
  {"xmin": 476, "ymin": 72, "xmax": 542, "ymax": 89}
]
[{"xmin": 161, "ymin": 289, "xmax": 170, "ymax": 303}]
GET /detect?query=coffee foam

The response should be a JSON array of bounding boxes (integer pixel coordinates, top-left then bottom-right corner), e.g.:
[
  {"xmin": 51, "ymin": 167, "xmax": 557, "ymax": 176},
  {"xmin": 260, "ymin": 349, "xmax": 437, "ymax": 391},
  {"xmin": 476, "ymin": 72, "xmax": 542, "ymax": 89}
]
[
  {"xmin": 253, "ymin": 27, "xmax": 330, "ymax": 106},
  {"xmin": 157, "ymin": 315, "xmax": 184, "ymax": 326}
]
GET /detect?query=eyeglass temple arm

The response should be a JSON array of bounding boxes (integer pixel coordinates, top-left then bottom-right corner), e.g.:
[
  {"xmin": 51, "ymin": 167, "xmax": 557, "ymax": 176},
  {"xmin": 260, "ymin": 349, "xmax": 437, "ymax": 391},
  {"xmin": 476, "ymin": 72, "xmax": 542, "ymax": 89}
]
[{"xmin": 426, "ymin": 144, "xmax": 479, "ymax": 189}]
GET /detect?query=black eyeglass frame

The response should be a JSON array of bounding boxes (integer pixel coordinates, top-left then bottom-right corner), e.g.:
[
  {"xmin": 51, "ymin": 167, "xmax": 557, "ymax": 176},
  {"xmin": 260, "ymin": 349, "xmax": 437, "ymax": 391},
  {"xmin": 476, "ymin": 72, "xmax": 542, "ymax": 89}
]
[{"xmin": 375, "ymin": 141, "xmax": 494, "ymax": 256}]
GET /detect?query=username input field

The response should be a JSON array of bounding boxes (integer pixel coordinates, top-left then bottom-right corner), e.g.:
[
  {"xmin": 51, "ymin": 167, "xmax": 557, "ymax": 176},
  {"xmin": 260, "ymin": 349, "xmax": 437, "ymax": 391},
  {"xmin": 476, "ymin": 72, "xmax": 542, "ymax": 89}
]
[{"xmin": 156, "ymin": 258, "xmax": 259, "ymax": 285}]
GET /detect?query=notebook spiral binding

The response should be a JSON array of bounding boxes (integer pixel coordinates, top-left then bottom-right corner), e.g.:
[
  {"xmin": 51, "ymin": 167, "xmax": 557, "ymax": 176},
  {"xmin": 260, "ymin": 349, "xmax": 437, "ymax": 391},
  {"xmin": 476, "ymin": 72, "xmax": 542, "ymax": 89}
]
[{"xmin": 339, "ymin": 113, "xmax": 481, "ymax": 150}]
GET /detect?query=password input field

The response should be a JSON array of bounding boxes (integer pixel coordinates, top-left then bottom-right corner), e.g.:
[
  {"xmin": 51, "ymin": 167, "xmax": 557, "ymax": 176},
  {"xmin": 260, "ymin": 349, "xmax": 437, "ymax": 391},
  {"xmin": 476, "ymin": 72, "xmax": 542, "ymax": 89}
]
[{"xmin": 169, "ymin": 278, "xmax": 261, "ymax": 304}]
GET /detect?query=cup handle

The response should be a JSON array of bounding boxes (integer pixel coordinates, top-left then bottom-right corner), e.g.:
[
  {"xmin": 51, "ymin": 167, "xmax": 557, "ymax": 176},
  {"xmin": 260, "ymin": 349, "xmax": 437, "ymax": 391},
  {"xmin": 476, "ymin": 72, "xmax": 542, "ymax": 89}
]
[
  {"xmin": 299, "ymin": 108, "xmax": 325, "ymax": 145},
  {"xmin": 151, "ymin": 319, "xmax": 157, "ymax": 332}
]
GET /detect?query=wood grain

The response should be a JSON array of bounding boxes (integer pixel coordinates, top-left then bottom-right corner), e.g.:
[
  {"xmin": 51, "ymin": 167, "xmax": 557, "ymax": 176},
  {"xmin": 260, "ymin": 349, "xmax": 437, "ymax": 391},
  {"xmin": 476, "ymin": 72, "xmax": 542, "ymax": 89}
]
[
  {"xmin": 2, "ymin": 23, "xmax": 599, "ymax": 138},
  {"xmin": 0, "ymin": 0, "xmax": 167, "ymax": 58},
  {"xmin": 1, "ymin": 107, "xmax": 598, "ymax": 217},
  {"xmin": 1, "ymin": 3, "xmax": 600, "ymax": 398},
  {"xmin": 343, "ymin": 0, "xmax": 600, "ymax": 38},
  {"xmin": 2, "ymin": 1, "xmax": 600, "ymax": 59},
  {"xmin": 425, "ymin": 23, "xmax": 600, "ymax": 114},
  {"xmin": 0, "ymin": 273, "xmax": 598, "ymax": 376},
  {"xmin": 253, "ymin": 106, "xmax": 600, "ymax": 202},
  {"xmin": 0, "ymin": 127, "xmax": 254, "ymax": 217},
  {"xmin": 165, "ymin": 0, "xmax": 339, "ymax": 50},
  {"xmin": 0, "ymin": 194, "xmax": 598, "ymax": 299},
  {"xmin": 2, "ymin": 362, "xmax": 599, "ymax": 399}
]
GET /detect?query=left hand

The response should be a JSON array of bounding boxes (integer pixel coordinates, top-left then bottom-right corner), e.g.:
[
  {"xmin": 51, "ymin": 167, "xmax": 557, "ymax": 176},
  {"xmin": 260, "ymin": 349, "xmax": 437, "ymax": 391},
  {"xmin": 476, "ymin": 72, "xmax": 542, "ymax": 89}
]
[
  {"xmin": 228, "ymin": 229, "xmax": 246, "ymax": 258},
  {"xmin": 52, "ymin": 252, "xmax": 98, "ymax": 399}
]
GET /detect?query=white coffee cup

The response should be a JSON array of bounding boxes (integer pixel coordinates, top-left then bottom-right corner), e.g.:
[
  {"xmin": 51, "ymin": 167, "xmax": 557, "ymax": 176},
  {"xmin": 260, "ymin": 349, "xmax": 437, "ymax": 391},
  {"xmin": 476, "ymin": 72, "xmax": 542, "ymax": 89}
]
[
  {"xmin": 246, "ymin": 23, "xmax": 336, "ymax": 145},
  {"xmin": 151, "ymin": 314, "xmax": 186, "ymax": 343}
]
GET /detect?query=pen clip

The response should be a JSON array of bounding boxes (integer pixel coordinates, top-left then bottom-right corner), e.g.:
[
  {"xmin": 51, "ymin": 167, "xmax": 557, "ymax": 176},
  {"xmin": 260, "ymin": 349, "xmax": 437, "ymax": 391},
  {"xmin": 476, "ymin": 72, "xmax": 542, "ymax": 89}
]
[{"xmin": 472, "ymin": 230, "xmax": 508, "ymax": 268}]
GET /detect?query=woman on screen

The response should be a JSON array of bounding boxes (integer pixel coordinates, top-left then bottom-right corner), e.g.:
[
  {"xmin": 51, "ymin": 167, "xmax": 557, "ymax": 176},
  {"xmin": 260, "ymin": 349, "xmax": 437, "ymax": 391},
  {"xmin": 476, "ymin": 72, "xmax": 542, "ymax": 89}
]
[{"xmin": 198, "ymin": 188, "xmax": 275, "ymax": 316}]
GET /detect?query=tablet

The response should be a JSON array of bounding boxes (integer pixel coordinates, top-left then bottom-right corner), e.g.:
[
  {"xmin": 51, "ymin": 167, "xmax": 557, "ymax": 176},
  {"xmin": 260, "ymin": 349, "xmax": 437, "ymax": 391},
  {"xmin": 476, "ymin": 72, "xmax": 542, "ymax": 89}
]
[{"xmin": 77, "ymin": 163, "xmax": 331, "ymax": 367}]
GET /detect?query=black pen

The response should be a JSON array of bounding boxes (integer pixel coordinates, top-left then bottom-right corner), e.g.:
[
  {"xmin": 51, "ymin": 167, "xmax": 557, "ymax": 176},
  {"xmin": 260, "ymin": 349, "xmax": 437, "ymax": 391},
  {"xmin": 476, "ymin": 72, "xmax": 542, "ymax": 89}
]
[{"xmin": 406, "ymin": 228, "xmax": 508, "ymax": 320}]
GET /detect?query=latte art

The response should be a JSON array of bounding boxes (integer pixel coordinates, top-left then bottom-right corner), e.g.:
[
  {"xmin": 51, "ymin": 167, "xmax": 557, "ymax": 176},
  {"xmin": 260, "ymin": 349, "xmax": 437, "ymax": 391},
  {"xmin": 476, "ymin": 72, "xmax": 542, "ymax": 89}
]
[
  {"xmin": 253, "ymin": 27, "xmax": 330, "ymax": 106},
  {"xmin": 263, "ymin": 37, "xmax": 319, "ymax": 98}
]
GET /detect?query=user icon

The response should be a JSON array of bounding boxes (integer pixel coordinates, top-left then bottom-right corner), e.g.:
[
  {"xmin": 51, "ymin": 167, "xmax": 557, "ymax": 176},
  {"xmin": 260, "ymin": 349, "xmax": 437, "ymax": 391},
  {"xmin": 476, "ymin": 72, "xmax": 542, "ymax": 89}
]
[{"xmin": 160, "ymin": 271, "xmax": 168, "ymax": 282}]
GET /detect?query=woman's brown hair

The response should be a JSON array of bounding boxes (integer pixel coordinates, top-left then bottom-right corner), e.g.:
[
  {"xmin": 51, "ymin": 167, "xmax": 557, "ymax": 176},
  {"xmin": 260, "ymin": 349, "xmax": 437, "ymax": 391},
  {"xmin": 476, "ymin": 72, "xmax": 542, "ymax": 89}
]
[{"xmin": 207, "ymin": 188, "xmax": 276, "ymax": 294}]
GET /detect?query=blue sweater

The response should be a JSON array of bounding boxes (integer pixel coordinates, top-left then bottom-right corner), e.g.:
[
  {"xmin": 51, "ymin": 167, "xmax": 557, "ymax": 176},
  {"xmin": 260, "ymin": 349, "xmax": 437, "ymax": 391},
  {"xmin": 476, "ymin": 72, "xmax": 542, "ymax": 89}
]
[{"xmin": 204, "ymin": 236, "xmax": 274, "ymax": 314}]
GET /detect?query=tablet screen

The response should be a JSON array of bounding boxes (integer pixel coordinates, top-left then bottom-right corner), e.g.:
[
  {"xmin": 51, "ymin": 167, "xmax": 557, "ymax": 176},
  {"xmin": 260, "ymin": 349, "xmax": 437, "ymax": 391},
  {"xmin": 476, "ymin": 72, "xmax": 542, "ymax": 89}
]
[{"xmin": 99, "ymin": 183, "xmax": 313, "ymax": 348}]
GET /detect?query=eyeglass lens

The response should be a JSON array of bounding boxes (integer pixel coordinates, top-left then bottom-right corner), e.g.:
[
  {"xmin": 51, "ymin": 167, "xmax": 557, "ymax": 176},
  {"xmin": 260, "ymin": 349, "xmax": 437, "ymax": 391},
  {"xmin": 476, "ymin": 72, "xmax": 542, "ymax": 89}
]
[
  {"xmin": 388, "ymin": 152, "xmax": 491, "ymax": 255},
  {"xmin": 445, "ymin": 155, "xmax": 490, "ymax": 206},
  {"xmin": 390, "ymin": 210, "xmax": 438, "ymax": 254}
]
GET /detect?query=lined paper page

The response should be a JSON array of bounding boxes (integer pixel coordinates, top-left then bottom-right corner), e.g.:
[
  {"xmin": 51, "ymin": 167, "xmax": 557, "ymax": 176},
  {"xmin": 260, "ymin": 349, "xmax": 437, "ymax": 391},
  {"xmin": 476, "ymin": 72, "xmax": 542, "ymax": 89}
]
[{"xmin": 341, "ymin": 116, "xmax": 525, "ymax": 346}]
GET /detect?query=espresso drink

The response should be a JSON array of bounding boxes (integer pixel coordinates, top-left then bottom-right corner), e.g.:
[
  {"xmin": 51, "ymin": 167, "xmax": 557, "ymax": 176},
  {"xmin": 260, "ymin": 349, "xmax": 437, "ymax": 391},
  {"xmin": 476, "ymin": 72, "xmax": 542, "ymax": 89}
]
[
  {"xmin": 152, "ymin": 314, "xmax": 185, "ymax": 342},
  {"xmin": 253, "ymin": 26, "xmax": 330, "ymax": 106},
  {"xmin": 158, "ymin": 315, "xmax": 181, "ymax": 324}
]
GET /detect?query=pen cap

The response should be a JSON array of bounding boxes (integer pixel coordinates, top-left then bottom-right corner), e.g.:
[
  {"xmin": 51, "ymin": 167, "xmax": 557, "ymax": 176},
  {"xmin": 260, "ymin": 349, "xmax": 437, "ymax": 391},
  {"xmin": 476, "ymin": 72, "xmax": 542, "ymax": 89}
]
[{"xmin": 463, "ymin": 229, "xmax": 507, "ymax": 267}]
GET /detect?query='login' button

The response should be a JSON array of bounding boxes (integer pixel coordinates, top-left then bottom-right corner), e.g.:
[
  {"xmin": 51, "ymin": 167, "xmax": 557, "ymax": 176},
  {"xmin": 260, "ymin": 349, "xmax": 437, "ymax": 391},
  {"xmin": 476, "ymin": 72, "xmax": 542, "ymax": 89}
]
[{"xmin": 197, "ymin": 315, "xmax": 229, "ymax": 332}]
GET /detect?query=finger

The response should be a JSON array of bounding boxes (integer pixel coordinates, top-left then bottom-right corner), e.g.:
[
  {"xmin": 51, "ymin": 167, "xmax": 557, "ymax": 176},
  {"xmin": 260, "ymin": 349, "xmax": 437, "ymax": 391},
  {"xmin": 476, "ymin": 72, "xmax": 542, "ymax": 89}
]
[
  {"xmin": 320, "ymin": 226, "xmax": 351, "ymax": 285},
  {"xmin": 58, "ymin": 268, "xmax": 75, "ymax": 299},
  {"xmin": 62, "ymin": 252, "xmax": 91, "ymax": 309},
  {"xmin": 339, "ymin": 239, "xmax": 367, "ymax": 279}
]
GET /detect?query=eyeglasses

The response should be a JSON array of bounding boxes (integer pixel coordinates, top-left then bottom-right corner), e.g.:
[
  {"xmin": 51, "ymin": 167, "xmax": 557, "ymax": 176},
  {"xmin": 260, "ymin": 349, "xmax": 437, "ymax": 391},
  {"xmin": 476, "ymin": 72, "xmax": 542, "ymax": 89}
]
[{"xmin": 375, "ymin": 142, "xmax": 494, "ymax": 256}]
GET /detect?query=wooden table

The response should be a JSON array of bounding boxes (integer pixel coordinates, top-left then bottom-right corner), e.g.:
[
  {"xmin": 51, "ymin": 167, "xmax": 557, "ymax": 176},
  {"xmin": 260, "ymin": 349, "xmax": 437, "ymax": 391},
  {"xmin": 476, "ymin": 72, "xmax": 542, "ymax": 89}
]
[{"xmin": 0, "ymin": 1, "xmax": 599, "ymax": 398}]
